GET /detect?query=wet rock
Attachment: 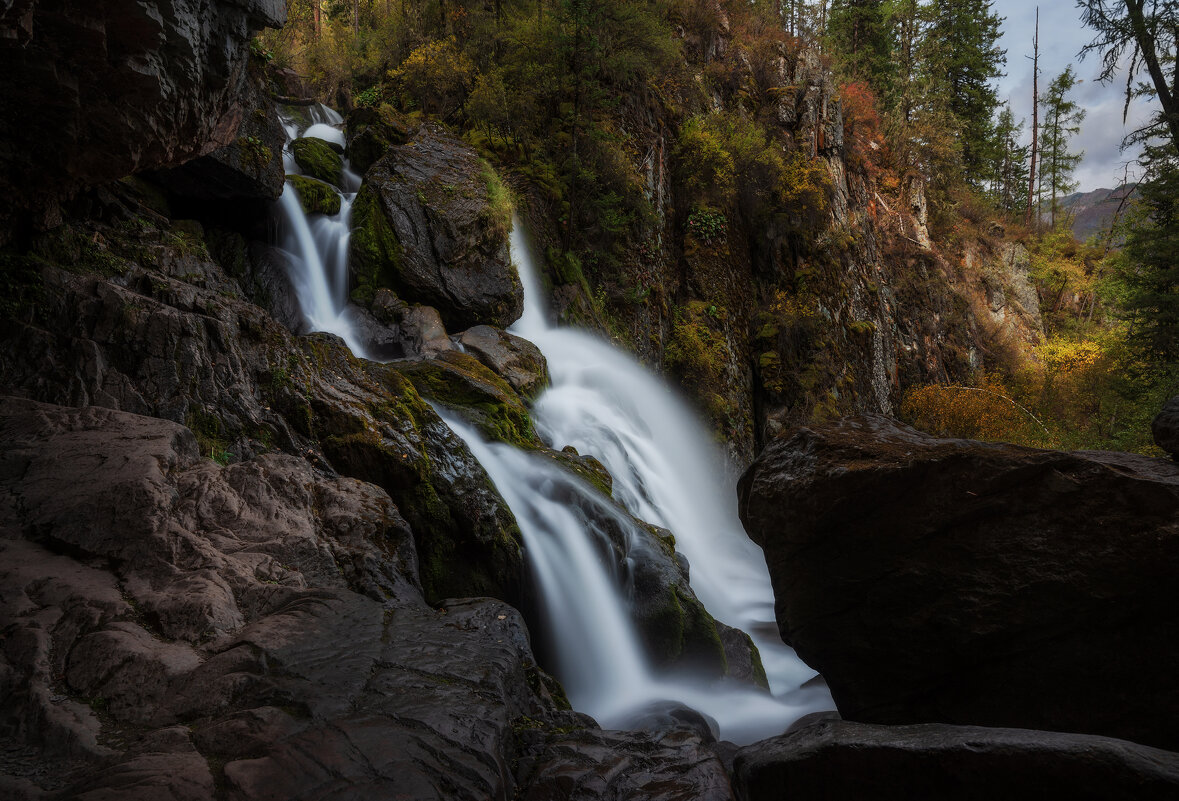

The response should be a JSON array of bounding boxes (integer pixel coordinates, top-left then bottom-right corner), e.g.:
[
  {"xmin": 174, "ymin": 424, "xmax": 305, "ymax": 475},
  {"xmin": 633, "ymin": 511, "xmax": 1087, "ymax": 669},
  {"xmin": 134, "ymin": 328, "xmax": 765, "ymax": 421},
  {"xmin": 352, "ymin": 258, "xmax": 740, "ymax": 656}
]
[
  {"xmin": 621, "ymin": 701, "xmax": 719, "ymax": 744},
  {"xmin": 350, "ymin": 122, "xmax": 522, "ymax": 329},
  {"xmin": 403, "ymin": 304, "xmax": 457, "ymax": 358},
  {"xmin": 290, "ymin": 137, "xmax": 343, "ymax": 187},
  {"xmin": 394, "ymin": 349, "xmax": 540, "ymax": 449},
  {"xmin": 515, "ymin": 719, "xmax": 734, "ymax": 801},
  {"xmin": 733, "ymin": 718, "xmax": 1179, "ymax": 801},
  {"xmin": 287, "ymin": 174, "xmax": 341, "ymax": 216},
  {"xmin": 738, "ymin": 414, "xmax": 1179, "ymax": 750},
  {"xmin": 1152, "ymin": 395, "xmax": 1179, "ymax": 459},
  {"xmin": 0, "ymin": 209, "xmax": 524, "ymax": 609},
  {"xmin": 244, "ymin": 242, "xmax": 303, "ymax": 332},
  {"xmin": 458, "ymin": 324, "xmax": 550, "ymax": 400},
  {"xmin": 0, "ymin": 0, "xmax": 285, "ymax": 228}
]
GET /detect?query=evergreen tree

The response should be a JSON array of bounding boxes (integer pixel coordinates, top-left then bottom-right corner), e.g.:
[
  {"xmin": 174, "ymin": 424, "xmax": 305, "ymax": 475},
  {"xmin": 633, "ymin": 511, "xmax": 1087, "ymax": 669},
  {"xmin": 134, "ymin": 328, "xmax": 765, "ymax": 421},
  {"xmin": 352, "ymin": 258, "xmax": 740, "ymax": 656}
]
[
  {"xmin": 992, "ymin": 104, "xmax": 1029, "ymax": 212},
  {"xmin": 1039, "ymin": 66, "xmax": 1085, "ymax": 228},
  {"xmin": 1121, "ymin": 145, "xmax": 1179, "ymax": 365},
  {"xmin": 926, "ymin": 0, "xmax": 1006, "ymax": 185},
  {"xmin": 827, "ymin": 0, "xmax": 894, "ymax": 94}
]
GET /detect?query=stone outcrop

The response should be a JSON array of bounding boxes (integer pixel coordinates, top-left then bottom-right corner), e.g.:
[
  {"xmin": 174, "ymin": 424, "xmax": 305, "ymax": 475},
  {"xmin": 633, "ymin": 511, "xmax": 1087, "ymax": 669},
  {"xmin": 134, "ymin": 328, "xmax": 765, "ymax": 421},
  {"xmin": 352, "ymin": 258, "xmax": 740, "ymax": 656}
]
[
  {"xmin": 733, "ymin": 716, "xmax": 1179, "ymax": 800},
  {"xmin": 350, "ymin": 123, "xmax": 523, "ymax": 330},
  {"xmin": 152, "ymin": 68, "xmax": 287, "ymax": 203},
  {"xmin": 0, "ymin": 396, "xmax": 732, "ymax": 800},
  {"xmin": 458, "ymin": 325, "xmax": 550, "ymax": 401},
  {"xmin": 738, "ymin": 415, "xmax": 1179, "ymax": 750},
  {"xmin": 0, "ymin": 0, "xmax": 285, "ymax": 232},
  {"xmin": 0, "ymin": 202, "xmax": 525, "ymax": 609}
]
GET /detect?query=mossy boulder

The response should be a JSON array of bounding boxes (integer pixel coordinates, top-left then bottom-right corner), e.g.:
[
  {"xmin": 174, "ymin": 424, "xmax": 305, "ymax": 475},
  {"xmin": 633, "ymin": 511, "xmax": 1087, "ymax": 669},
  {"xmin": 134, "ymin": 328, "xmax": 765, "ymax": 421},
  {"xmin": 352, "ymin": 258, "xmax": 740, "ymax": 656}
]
[
  {"xmin": 349, "ymin": 123, "xmax": 523, "ymax": 330},
  {"xmin": 345, "ymin": 103, "xmax": 411, "ymax": 174},
  {"xmin": 457, "ymin": 325, "xmax": 549, "ymax": 401},
  {"xmin": 393, "ymin": 350, "xmax": 540, "ymax": 450},
  {"xmin": 288, "ymin": 174, "xmax": 341, "ymax": 216},
  {"xmin": 291, "ymin": 136, "xmax": 343, "ymax": 187},
  {"xmin": 634, "ymin": 577, "xmax": 728, "ymax": 680}
]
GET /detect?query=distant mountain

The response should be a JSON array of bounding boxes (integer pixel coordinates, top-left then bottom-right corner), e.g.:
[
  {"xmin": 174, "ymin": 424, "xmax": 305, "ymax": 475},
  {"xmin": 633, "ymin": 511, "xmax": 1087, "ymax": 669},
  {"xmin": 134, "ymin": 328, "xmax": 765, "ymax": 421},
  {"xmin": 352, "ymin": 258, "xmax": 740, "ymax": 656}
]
[{"xmin": 1057, "ymin": 185, "xmax": 1138, "ymax": 243}]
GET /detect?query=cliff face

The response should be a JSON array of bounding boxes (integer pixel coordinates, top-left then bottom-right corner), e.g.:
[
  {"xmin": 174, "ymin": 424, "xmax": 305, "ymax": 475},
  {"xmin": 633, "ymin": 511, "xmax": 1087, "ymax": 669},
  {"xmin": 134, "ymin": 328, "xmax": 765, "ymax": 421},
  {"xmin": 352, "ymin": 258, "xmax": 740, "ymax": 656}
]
[
  {"xmin": 522, "ymin": 30, "xmax": 1043, "ymax": 466},
  {"xmin": 0, "ymin": 0, "xmax": 285, "ymax": 235}
]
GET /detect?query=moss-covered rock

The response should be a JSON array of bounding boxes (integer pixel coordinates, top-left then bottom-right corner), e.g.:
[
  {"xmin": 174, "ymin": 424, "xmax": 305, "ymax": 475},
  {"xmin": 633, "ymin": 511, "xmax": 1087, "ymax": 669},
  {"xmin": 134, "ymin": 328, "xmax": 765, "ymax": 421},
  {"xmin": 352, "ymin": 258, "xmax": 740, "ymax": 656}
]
[
  {"xmin": 635, "ymin": 580, "xmax": 728, "ymax": 679},
  {"xmin": 345, "ymin": 103, "xmax": 411, "ymax": 174},
  {"xmin": 348, "ymin": 123, "xmax": 523, "ymax": 330},
  {"xmin": 288, "ymin": 174, "xmax": 341, "ymax": 216},
  {"xmin": 457, "ymin": 325, "xmax": 549, "ymax": 401},
  {"xmin": 291, "ymin": 136, "xmax": 343, "ymax": 187},
  {"xmin": 393, "ymin": 350, "xmax": 540, "ymax": 450}
]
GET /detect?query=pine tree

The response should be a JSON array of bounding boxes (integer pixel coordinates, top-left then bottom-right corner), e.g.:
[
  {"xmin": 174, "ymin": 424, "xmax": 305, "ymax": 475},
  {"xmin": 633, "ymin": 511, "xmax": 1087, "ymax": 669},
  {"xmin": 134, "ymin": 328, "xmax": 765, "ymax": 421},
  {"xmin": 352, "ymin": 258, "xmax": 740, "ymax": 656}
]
[
  {"xmin": 827, "ymin": 0, "xmax": 894, "ymax": 94},
  {"xmin": 992, "ymin": 104, "xmax": 1029, "ymax": 213},
  {"xmin": 1039, "ymin": 66, "xmax": 1086, "ymax": 228},
  {"xmin": 1122, "ymin": 145, "xmax": 1179, "ymax": 365},
  {"xmin": 925, "ymin": 0, "xmax": 1006, "ymax": 186}
]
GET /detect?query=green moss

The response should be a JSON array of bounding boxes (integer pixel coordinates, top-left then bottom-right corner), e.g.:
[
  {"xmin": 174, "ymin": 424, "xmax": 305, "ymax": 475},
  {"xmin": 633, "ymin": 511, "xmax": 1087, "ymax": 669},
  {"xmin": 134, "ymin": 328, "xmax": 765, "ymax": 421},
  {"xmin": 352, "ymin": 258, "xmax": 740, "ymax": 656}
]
[
  {"xmin": 538, "ymin": 448, "xmax": 613, "ymax": 498},
  {"xmin": 291, "ymin": 137, "xmax": 343, "ymax": 186},
  {"xmin": 288, "ymin": 175, "xmax": 341, "ymax": 216},
  {"xmin": 349, "ymin": 185, "xmax": 403, "ymax": 305},
  {"xmin": 186, "ymin": 408, "xmax": 232, "ymax": 465},
  {"xmin": 239, "ymin": 135, "xmax": 274, "ymax": 176},
  {"xmin": 479, "ymin": 158, "xmax": 513, "ymax": 242},
  {"xmin": 638, "ymin": 583, "xmax": 727, "ymax": 678},
  {"xmin": 394, "ymin": 351, "xmax": 540, "ymax": 450}
]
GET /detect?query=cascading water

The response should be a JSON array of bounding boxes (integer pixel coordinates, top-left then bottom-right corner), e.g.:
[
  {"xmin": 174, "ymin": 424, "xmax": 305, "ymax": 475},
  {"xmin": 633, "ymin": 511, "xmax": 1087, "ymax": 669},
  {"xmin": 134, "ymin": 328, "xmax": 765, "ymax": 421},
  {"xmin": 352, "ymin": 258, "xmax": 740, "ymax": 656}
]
[
  {"xmin": 274, "ymin": 104, "xmax": 371, "ymax": 358},
  {"xmin": 437, "ymin": 219, "xmax": 833, "ymax": 743},
  {"xmin": 273, "ymin": 105, "xmax": 832, "ymax": 742}
]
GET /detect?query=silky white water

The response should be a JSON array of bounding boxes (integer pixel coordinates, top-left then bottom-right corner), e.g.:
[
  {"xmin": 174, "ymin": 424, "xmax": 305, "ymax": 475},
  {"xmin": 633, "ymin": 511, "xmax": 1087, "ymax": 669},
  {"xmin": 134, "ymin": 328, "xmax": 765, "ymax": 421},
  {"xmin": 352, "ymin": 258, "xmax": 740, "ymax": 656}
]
[
  {"xmin": 275, "ymin": 105, "xmax": 370, "ymax": 358},
  {"xmin": 274, "ymin": 109, "xmax": 831, "ymax": 741},
  {"xmin": 438, "ymin": 219, "xmax": 832, "ymax": 742}
]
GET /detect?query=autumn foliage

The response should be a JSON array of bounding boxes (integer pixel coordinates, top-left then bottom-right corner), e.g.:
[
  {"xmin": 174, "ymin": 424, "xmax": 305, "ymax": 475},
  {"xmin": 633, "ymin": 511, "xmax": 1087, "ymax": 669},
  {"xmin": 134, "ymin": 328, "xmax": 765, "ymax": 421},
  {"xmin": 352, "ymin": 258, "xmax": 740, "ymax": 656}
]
[{"xmin": 839, "ymin": 81, "xmax": 886, "ymax": 176}]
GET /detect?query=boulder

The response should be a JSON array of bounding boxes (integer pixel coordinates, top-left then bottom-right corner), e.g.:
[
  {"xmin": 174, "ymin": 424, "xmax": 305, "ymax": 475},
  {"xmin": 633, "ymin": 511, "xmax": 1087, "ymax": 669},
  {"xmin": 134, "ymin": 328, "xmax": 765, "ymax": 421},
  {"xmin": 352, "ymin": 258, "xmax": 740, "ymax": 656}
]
[
  {"xmin": 738, "ymin": 415, "xmax": 1179, "ymax": 750},
  {"xmin": 733, "ymin": 718, "xmax": 1179, "ymax": 801},
  {"xmin": 0, "ymin": 0, "xmax": 285, "ymax": 230},
  {"xmin": 344, "ymin": 104, "xmax": 411, "ymax": 174},
  {"xmin": 349, "ymin": 123, "xmax": 522, "ymax": 330},
  {"xmin": 1152, "ymin": 395, "xmax": 1179, "ymax": 459},
  {"xmin": 287, "ymin": 174, "xmax": 341, "ymax": 216},
  {"xmin": 458, "ymin": 324, "xmax": 550, "ymax": 400},
  {"xmin": 290, "ymin": 136, "xmax": 343, "ymax": 187}
]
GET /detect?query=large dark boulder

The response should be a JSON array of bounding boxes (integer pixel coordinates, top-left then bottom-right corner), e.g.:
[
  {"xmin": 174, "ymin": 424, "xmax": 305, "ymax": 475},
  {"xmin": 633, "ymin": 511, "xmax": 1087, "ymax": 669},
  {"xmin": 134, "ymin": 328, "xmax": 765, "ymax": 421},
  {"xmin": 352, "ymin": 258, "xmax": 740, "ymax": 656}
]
[
  {"xmin": 733, "ymin": 717, "xmax": 1179, "ymax": 801},
  {"xmin": 738, "ymin": 415, "xmax": 1179, "ymax": 750},
  {"xmin": 350, "ymin": 122, "xmax": 522, "ymax": 330},
  {"xmin": 151, "ymin": 67, "xmax": 287, "ymax": 203},
  {"xmin": 0, "ymin": 0, "xmax": 285, "ymax": 232},
  {"xmin": 1152, "ymin": 395, "xmax": 1179, "ymax": 459}
]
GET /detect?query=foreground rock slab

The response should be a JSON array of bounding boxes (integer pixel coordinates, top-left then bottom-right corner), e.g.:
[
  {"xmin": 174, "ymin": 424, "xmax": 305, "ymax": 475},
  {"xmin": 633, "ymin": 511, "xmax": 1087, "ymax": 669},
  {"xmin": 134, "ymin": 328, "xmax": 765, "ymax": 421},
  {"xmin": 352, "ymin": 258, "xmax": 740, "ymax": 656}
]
[
  {"xmin": 738, "ymin": 415, "xmax": 1179, "ymax": 750},
  {"xmin": 733, "ymin": 717, "xmax": 1179, "ymax": 801}
]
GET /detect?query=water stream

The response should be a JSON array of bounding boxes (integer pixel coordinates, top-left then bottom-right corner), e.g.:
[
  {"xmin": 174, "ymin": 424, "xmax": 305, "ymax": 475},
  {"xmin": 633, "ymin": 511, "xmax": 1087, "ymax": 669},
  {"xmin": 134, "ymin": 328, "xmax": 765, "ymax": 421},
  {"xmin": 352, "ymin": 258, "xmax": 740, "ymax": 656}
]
[{"xmin": 273, "ymin": 112, "xmax": 832, "ymax": 744}]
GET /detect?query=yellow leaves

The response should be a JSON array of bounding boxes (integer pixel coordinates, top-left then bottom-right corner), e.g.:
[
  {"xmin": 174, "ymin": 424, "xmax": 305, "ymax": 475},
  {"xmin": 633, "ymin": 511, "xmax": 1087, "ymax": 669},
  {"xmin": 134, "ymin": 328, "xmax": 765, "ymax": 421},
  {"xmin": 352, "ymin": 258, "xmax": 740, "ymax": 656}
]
[
  {"xmin": 1038, "ymin": 339, "xmax": 1104, "ymax": 374},
  {"xmin": 388, "ymin": 37, "xmax": 474, "ymax": 116},
  {"xmin": 899, "ymin": 374, "xmax": 1051, "ymax": 446}
]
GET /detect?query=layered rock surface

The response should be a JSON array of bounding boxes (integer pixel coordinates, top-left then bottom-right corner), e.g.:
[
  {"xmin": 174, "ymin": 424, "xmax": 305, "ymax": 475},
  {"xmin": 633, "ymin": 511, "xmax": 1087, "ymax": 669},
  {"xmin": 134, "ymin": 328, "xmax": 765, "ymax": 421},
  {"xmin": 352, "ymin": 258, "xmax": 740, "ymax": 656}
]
[
  {"xmin": 0, "ymin": 396, "xmax": 733, "ymax": 800},
  {"xmin": 738, "ymin": 415, "xmax": 1179, "ymax": 751}
]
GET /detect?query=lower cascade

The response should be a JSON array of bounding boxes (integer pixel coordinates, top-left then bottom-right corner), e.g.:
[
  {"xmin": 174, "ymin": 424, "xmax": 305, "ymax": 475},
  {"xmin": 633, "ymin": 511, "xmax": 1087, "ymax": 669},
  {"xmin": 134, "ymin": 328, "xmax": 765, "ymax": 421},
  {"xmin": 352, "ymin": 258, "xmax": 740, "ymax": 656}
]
[{"xmin": 274, "ymin": 112, "xmax": 832, "ymax": 744}]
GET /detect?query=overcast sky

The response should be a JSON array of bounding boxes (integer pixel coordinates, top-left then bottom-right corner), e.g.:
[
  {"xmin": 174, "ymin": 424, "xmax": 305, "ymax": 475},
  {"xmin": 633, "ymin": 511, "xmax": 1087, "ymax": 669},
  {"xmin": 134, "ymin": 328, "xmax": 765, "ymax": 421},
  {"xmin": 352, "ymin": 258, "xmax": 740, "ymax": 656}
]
[{"xmin": 990, "ymin": 0, "xmax": 1153, "ymax": 191}]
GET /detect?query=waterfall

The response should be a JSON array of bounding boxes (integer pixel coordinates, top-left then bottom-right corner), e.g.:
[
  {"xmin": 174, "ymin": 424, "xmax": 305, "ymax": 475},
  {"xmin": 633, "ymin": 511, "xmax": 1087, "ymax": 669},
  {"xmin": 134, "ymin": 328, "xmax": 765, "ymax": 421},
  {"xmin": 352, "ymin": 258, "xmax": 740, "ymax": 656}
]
[
  {"xmin": 274, "ymin": 105, "xmax": 370, "ymax": 358},
  {"xmin": 273, "ymin": 106, "xmax": 832, "ymax": 743},
  {"xmin": 437, "ymin": 219, "xmax": 832, "ymax": 743}
]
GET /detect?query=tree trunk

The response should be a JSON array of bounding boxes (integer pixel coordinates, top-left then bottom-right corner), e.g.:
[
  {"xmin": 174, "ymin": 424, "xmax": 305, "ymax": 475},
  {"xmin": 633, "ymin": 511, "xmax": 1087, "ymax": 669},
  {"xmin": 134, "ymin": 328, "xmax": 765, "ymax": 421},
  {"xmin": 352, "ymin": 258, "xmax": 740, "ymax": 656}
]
[{"xmin": 1026, "ymin": 8, "xmax": 1039, "ymax": 227}]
